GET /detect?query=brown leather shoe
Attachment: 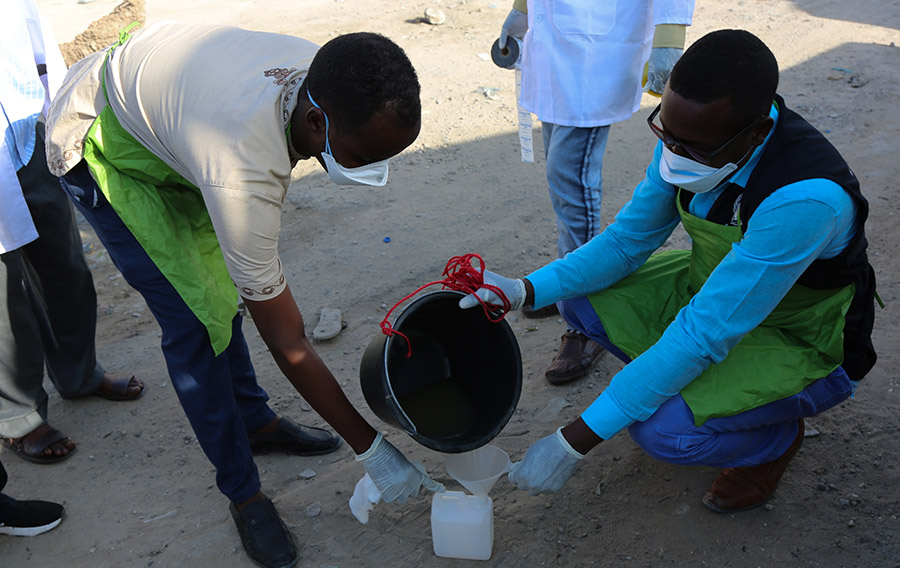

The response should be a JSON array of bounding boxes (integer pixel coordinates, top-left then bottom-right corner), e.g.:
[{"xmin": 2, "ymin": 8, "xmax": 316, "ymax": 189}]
[
  {"xmin": 522, "ymin": 303, "xmax": 559, "ymax": 319},
  {"xmin": 545, "ymin": 331, "xmax": 605, "ymax": 385},
  {"xmin": 702, "ymin": 419, "xmax": 805, "ymax": 513}
]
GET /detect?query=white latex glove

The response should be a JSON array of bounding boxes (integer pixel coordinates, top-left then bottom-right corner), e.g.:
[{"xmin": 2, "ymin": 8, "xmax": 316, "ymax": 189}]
[
  {"xmin": 499, "ymin": 8, "xmax": 528, "ymax": 49},
  {"xmin": 645, "ymin": 47, "xmax": 683, "ymax": 96},
  {"xmin": 508, "ymin": 428, "xmax": 584, "ymax": 495},
  {"xmin": 355, "ymin": 433, "xmax": 443, "ymax": 503},
  {"xmin": 457, "ymin": 270, "xmax": 526, "ymax": 311}
]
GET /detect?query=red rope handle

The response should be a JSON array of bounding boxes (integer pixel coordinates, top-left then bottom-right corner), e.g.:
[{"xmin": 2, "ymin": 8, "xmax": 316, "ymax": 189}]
[{"xmin": 379, "ymin": 253, "xmax": 512, "ymax": 357}]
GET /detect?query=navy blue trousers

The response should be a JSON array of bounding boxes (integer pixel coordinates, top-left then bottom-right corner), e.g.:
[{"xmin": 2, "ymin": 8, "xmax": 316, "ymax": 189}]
[{"xmin": 59, "ymin": 162, "xmax": 275, "ymax": 503}]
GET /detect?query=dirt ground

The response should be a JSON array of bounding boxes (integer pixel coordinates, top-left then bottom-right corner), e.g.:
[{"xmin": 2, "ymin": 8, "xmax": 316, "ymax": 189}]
[{"xmin": 2, "ymin": 1, "xmax": 899, "ymax": 567}]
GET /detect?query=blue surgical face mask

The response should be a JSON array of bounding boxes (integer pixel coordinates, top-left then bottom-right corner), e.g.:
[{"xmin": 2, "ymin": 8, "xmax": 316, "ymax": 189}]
[{"xmin": 307, "ymin": 90, "xmax": 390, "ymax": 186}]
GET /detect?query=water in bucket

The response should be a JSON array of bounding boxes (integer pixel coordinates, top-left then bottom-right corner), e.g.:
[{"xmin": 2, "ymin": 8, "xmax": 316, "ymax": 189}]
[{"xmin": 395, "ymin": 376, "xmax": 475, "ymax": 438}]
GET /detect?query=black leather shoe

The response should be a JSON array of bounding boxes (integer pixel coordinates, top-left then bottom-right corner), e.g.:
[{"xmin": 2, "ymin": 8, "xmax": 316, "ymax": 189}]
[
  {"xmin": 230, "ymin": 498, "xmax": 298, "ymax": 568},
  {"xmin": 248, "ymin": 417, "xmax": 341, "ymax": 456}
]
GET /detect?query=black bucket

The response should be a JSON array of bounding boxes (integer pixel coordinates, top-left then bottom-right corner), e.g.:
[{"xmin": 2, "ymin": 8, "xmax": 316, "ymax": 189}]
[{"xmin": 360, "ymin": 290, "xmax": 522, "ymax": 453}]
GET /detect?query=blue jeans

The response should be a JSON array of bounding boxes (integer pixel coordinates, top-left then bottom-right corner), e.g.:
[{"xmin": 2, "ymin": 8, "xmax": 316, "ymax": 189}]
[
  {"xmin": 59, "ymin": 162, "xmax": 275, "ymax": 503},
  {"xmin": 542, "ymin": 123, "xmax": 610, "ymax": 258},
  {"xmin": 560, "ymin": 296, "xmax": 853, "ymax": 467}
]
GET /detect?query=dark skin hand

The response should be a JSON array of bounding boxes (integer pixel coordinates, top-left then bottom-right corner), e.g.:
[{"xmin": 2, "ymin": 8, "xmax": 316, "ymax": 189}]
[{"xmin": 519, "ymin": 87, "xmax": 774, "ymax": 457}]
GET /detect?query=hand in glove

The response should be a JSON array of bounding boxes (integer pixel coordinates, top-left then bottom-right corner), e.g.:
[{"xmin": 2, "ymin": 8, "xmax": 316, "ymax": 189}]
[
  {"xmin": 457, "ymin": 270, "xmax": 526, "ymax": 311},
  {"xmin": 645, "ymin": 47, "xmax": 683, "ymax": 96},
  {"xmin": 644, "ymin": 24, "xmax": 687, "ymax": 96},
  {"xmin": 508, "ymin": 428, "xmax": 584, "ymax": 495},
  {"xmin": 499, "ymin": 8, "xmax": 528, "ymax": 49},
  {"xmin": 356, "ymin": 433, "xmax": 443, "ymax": 503}
]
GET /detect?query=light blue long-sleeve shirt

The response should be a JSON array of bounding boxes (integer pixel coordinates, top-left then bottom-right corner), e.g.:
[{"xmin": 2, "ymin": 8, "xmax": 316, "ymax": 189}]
[{"xmin": 527, "ymin": 104, "xmax": 858, "ymax": 439}]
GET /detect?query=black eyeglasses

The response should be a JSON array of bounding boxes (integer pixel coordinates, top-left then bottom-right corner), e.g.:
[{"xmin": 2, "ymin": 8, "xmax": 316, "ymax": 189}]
[{"xmin": 647, "ymin": 104, "xmax": 761, "ymax": 165}]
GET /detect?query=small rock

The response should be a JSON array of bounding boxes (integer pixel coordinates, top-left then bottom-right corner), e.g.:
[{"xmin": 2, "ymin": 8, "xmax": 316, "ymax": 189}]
[
  {"xmin": 848, "ymin": 519, "xmax": 855, "ymax": 527},
  {"xmin": 298, "ymin": 469, "xmax": 317, "ymax": 480},
  {"xmin": 764, "ymin": 503, "xmax": 774, "ymax": 511},
  {"xmin": 423, "ymin": 7, "xmax": 446, "ymax": 25},
  {"xmin": 838, "ymin": 498, "xmax": 850, "ymax": 507},
  {"xmin": 475, "ymin": 86, "xmax": 502, "ymax": 100},
  {"xmin": 305, "ymin": 502, "xmax": 322, "ymax": 517}
]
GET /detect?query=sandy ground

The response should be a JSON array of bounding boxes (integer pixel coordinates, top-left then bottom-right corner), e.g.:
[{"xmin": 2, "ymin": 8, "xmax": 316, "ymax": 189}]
[{"xmin": 2, "ymin": 1, "xmax": 899, "ymax": 567}]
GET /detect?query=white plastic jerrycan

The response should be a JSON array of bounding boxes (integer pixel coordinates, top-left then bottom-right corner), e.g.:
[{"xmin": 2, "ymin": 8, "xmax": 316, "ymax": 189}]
[
  {"xmin": 431, "ymin": 445, "xmax": 512, "ymax": 561},
  {"xmin": 431, "ymin": 491, "xmax": 493, "ymax": 561}
]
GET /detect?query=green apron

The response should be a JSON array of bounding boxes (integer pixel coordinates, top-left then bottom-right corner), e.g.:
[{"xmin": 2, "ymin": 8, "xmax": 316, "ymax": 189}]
[
  {"xmin": 588, "ymin": 189, "xmax": 854, "ymax": 425},
  {"xmin": 81, "ymin": 26, "xmax": 238, "ymax": 355}
]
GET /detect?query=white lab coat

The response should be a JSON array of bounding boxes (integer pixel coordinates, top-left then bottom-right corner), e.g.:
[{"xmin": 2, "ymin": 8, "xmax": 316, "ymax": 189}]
[
  {"xmin": 0, "ymin": 0, "xmax": 68, "ymax": 254},
  {"xmin": 519, "ymin": 0, "xmax": 694, "ymax": 128}
]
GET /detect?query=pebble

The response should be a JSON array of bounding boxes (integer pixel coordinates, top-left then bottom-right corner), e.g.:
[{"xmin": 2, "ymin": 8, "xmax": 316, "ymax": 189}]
[
  {"xmin": 305, "ymin": 502, "xmax": 322, "ymax": 517},
  {"xmin": 423, "ymin": 7, "xmax": 446, "ymax": 25},
  {"xmin": 764, "ymin": 503, "xmax": 774, "ymax": 511},
  {"xmin": 298, "ymin": 469, "xmax": 317, "ymax": 480}
]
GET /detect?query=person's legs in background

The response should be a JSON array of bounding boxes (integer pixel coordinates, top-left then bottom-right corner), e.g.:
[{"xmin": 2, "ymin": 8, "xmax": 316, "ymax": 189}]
[{"xmin": 530, "ymin": 122, "xmax": 609, "ymax": 384}]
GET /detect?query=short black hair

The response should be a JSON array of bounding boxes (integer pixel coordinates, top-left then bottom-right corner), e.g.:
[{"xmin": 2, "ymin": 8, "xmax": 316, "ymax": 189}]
[
  {"xmin": 669, "ymin": 29, "xmax": 778, "ymax": 130},
  {"xmin": 304, "ymin": 32, "xmax": 420, "ymax": 134}
]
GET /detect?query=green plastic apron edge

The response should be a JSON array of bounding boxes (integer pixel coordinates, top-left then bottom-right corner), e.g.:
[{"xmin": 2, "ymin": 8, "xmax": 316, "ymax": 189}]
[
  {"xmin": 81, "ymin": 25, "xmax": 237, "ymax": 356},
  {"xmin": 588, "ymin": 188, "xmax": 853, "ymax": 426}
]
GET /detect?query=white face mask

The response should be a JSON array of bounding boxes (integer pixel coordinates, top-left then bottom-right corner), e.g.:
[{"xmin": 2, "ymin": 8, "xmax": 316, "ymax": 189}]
[
  {"xmin": 659, "ymin": 146, "xmax": 741, "ymax": 194},
  {"xmin": 308, "ymin": 91, "xmax": 390, "ymax": 187}
]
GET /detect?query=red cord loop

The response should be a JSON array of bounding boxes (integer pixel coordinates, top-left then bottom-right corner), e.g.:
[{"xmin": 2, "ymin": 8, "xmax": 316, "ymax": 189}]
[{"xmin": 379, "ymin": 253, "xmax": 512, "ymax": 358}]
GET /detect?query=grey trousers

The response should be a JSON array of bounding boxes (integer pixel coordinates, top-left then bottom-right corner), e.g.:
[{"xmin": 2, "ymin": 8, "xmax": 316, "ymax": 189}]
[{"xmin": 0, "ymin": 122, "xmax": 104, "ymax": 438}]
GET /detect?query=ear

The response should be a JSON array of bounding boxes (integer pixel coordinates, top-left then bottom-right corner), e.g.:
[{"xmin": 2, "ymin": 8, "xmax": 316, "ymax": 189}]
[
  {"xmin": 306, "ymin": 105, "xmax": 327, "ymax": 135},
  {"xmin": 751, "ymin": 116, "xmax": 774, "ymax": 146}
]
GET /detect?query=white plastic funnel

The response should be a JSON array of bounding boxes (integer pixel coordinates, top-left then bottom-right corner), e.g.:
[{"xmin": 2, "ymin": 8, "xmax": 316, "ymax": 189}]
[{"xmin": 446, "ymin": 445, "xmax": 511, "ymax": 497}]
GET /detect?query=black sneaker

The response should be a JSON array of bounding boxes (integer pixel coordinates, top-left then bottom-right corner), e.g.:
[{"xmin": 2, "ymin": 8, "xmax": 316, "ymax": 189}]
[
  {"xmin": 0, "ymin": 499, "xmax": 64, "ymax": 537},
  {"xmin": 230, "ymin": 498, "xmax": 298, "ymax": 568}
]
